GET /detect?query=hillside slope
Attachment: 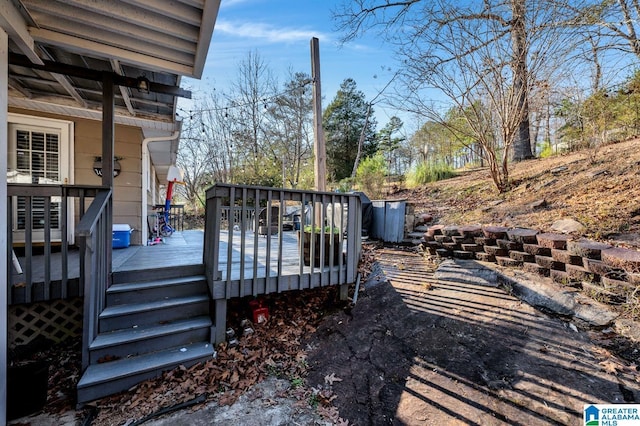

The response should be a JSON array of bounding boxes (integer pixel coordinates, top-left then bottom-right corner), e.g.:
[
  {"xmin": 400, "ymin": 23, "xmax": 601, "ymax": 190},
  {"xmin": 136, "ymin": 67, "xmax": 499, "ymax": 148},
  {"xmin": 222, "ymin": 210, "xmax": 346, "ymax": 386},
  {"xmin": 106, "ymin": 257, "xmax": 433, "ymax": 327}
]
[{"xmin": 392, "ymin": 138, "xmax": 640, "ymax": 248}]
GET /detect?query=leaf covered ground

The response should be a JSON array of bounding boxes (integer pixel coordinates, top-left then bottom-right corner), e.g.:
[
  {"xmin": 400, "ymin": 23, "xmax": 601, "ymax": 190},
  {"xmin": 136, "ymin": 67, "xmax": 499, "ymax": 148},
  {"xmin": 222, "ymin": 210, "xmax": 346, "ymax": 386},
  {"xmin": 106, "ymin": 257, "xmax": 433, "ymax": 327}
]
[
  {"xmin": 9, "ymin": 245, "xmax": 381, "ymax": 426},
  {"xmin": 391, "ymin": 138, "xmax": 640, "ymax": 247}
]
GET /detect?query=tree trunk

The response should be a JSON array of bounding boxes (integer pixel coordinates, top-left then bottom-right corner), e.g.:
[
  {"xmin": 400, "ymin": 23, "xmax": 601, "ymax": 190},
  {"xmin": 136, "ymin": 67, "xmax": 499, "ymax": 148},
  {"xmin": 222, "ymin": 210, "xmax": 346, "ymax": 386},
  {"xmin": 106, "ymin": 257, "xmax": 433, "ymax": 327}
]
[
  {"xmin": 510, "ymin": 0, "xmax": 534, "ymax": 161},
  {"xmin": 351, "ymin": 103, "xmax": 372, "ymax": 178}
]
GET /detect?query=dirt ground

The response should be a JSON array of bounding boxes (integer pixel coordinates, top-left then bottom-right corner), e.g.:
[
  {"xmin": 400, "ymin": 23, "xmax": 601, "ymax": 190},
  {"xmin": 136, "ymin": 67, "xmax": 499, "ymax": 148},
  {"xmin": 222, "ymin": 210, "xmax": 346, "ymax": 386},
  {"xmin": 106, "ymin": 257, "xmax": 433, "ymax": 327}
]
[{"xmin": 305, "ymin": 249, "xmax": 640, "ymax": 425}]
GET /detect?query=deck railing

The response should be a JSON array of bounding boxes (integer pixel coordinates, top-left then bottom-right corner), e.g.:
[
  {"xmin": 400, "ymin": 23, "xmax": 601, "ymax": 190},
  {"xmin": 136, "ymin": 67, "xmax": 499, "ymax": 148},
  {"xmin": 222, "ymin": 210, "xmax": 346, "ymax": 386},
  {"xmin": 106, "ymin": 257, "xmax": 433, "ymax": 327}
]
[
  {"xmin": 153, "ymin": 203, "xmax": 185, "ymax": 232},
  {"xmin": 220, "ymin": 206, "xmax": 256, "ymax": 231},
  {"xmin": 6, "ymin": 184, "xmax": 105, "ymax": 304},
  {"xmin": 204, "ymin": 184, "xmax": 362, "ymax": 343},
  {"xmin": 76, "ymin": 189, "xmax": 113, "ymax": 371}
]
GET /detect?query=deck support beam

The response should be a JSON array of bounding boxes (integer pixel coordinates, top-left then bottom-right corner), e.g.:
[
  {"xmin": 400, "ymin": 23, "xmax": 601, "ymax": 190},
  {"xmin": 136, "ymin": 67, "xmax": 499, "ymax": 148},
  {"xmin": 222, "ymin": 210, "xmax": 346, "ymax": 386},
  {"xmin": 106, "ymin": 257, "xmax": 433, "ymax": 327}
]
[
  {"xmin": 339, "ymin": 283, "xmax": 348, "ymax": 301},
  {"xmin": 102, "ymin": 73, "xmax": 114, "ymax": 281},
  {"xmin": 214, "ymin": 299, "xmax": 227, "ymax": 345}
]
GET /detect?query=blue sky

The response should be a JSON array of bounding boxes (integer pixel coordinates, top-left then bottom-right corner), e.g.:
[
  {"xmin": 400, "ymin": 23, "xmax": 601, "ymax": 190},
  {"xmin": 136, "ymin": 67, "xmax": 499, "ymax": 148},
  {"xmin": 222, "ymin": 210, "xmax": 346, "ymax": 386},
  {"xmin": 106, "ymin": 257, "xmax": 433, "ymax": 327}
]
[{"xmin": 181, "ymin": 0, "xmax": 411, "ymax": 131}]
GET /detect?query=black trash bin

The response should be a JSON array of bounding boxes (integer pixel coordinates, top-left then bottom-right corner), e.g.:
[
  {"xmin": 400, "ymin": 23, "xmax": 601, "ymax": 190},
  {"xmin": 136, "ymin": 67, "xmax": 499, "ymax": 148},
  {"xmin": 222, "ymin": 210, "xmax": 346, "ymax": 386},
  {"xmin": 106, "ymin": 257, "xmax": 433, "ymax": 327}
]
[{"xmin": 8, "ymin": 360, "xmax": 49, "ymax": 420}]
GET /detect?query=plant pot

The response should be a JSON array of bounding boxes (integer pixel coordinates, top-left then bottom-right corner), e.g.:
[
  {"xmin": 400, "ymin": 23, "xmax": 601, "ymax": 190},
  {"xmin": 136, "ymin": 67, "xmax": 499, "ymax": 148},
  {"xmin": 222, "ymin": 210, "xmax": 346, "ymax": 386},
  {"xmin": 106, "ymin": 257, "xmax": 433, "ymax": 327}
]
[
  {"xmin": 8, "ymin": 360, "xmax": 49, "ymax": 420},
  {"xmin": 298, "ymin": 231, "xmax": 342, "ymax": 266}
]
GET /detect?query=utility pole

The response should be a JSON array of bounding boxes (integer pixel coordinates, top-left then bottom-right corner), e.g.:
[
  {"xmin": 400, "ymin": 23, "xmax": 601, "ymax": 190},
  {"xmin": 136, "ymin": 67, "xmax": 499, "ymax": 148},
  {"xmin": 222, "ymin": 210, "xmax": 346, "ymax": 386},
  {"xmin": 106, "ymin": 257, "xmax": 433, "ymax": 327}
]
[{"xmin": 310, "ymin": 37, "xmax": 326, "ymax": 192}]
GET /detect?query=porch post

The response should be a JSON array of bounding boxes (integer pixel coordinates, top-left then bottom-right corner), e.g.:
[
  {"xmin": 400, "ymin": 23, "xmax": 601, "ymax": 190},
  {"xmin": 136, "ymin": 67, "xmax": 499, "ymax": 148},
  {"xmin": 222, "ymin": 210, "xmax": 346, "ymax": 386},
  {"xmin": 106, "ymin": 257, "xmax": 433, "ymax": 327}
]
[
  {"xmin": 1, "ymin": 27, "xmax": 9, "ymax": 425},
  {"xmin": 102, "ymin": 73, "xmax": 114, "ymax": 275}
]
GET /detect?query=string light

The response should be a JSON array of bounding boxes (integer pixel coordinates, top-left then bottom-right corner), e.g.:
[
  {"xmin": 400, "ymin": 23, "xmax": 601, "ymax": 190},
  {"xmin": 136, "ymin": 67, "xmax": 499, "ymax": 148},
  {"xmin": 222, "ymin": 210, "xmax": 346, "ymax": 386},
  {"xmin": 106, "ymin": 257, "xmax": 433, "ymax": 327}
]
[{"xmin": 177, "ymin": 78, "xmax": 314, "ymax": 117}]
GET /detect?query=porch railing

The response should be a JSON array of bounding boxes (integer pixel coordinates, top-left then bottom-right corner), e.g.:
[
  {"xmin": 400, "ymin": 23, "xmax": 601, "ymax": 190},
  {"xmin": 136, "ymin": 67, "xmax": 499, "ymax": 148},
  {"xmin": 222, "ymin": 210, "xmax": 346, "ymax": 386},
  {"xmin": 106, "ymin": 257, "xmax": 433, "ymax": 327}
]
[
  {"xmin": 204, "ymin": 184, "xmax": 362, "ymax": 343},
  {"xmin": 220, "ymin": 206, "xmax": 256, "ymax": 231},
  {"xmin": 76, "ymin": 189, "xmax": 112, "ymax": 371},
  {"xmin": 6, "ymin": 184, "xmax": 106, "ymax": 304},
  {"xmin": 153, "ymin": 203, "xmax": 184, "ymax": 232}
]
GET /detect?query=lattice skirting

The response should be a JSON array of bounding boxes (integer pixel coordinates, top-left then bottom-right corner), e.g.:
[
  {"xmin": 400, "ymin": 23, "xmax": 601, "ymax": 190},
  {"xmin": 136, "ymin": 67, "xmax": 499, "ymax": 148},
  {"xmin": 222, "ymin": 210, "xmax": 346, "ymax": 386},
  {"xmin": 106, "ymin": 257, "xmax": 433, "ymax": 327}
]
[{"xmin": 8, "ymin": 298, "xmax": 83, "ymax": 348}]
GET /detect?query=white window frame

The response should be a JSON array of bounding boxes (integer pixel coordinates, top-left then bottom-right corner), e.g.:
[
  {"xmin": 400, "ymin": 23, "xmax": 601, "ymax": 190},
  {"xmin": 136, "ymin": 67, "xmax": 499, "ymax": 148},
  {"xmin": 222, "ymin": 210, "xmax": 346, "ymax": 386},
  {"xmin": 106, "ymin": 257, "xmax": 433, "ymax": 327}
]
[{"xmin": 7, "ymin": 113, "xmax": 75, "ymax": 244}]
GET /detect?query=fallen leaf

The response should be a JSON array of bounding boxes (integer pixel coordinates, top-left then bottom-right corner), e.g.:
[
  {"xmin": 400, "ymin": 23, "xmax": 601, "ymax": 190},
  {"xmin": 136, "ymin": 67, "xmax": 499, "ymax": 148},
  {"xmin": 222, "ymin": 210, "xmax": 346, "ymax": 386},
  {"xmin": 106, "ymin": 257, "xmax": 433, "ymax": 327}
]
[
  {"xmin": 324, "ymin": 373, "xmax": 343, "ymax": 386},
  {"xmin": 317, "ymin": 405, "xmax": 340, "ymax": 422},
  {"xmin": 592, "ymin": 346, "xmax": 613, "ymax": 359},
  {"xmin": 599, "ymin": 360, "xmax": 620, "ymax": 375},
  {"xmin": 218, "ymin": 392, "xmax": 238, "ymax": 406}
]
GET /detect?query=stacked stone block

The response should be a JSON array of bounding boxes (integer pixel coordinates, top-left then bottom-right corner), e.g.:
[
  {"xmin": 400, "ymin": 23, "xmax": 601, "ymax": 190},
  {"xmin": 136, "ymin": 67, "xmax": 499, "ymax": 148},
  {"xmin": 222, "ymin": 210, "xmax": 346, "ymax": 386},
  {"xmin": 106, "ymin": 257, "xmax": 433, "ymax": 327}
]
[{"xmin": 423, "ymin": 225, "xmax": 640, "ymax": 296}]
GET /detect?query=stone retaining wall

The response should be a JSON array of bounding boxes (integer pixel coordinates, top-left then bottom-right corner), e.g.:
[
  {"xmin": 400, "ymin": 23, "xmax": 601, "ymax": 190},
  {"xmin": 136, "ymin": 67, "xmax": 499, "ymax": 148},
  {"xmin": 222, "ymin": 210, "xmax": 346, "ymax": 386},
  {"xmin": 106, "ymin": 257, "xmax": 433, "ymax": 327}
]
[{"xmin": 424, "ymin": 225, "xmax": 639, "ymax": 300}]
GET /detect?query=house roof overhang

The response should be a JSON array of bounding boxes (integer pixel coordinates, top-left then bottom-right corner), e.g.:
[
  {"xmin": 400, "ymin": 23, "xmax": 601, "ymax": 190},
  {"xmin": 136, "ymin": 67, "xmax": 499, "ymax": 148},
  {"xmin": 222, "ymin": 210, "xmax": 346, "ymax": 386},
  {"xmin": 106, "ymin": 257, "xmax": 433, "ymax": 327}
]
[{"xmin": 2, "ymin": 0, "xmax": 220, "ymax": 168}]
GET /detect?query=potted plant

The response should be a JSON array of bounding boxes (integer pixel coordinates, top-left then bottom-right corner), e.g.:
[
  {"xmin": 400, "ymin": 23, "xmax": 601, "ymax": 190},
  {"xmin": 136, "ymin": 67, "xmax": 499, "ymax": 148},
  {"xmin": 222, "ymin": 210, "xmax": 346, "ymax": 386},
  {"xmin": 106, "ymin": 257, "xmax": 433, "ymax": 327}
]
[{"xmin": 298, "ymin": 225, "xmax": 342, "ymax": 266}]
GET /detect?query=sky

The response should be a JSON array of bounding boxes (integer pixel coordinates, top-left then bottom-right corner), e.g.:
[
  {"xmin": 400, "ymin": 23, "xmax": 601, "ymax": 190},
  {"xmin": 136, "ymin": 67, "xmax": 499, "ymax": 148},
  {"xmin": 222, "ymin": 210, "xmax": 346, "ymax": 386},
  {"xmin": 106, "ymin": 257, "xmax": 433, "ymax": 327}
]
[{"xmin": 180, "ymin": 0, "xmax": 414, "ymax": 132}]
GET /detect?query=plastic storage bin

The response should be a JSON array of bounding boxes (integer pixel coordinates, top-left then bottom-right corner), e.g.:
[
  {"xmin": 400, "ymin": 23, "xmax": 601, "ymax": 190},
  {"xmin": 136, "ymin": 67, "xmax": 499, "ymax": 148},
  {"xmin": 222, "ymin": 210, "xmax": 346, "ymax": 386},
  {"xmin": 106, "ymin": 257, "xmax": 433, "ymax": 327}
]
[{"xmin": 113, "ymin": 224, "xmax": 133, "ymax": 248}]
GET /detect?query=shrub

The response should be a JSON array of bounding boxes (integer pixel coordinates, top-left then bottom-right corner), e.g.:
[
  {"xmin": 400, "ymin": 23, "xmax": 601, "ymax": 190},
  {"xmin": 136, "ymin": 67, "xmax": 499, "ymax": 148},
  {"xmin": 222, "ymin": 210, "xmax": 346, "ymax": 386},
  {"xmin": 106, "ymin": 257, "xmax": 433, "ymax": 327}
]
[
  {"xmin": 406, "ymin": 162, "xmax": 456, "ymax": 187},
  {"xmin": 355, "ymin": 153, "xmax": 387, "ymax": 198},
  {"xmin": 539, "ymin": 141, "xmax": 554, "ymax": 158},
  {"xmin": 336, "ymin": 177, "xmax": 354, "ymax": 193}
]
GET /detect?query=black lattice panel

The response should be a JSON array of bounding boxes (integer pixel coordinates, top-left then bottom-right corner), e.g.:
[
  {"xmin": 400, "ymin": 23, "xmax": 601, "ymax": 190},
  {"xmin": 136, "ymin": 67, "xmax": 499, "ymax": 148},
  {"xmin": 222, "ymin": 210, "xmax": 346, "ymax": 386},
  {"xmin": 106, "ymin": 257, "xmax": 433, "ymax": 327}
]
[{"xmin": 8, "ymin": 298, "xmax": 83, "ymax": 348}]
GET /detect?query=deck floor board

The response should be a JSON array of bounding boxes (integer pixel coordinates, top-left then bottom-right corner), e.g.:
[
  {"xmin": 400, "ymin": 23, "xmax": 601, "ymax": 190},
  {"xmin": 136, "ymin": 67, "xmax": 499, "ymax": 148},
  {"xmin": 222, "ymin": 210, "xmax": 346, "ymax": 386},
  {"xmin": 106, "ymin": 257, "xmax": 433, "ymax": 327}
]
[{"xmin": 12, "ymin": 230, "xmax": 344, "ymax": 287}]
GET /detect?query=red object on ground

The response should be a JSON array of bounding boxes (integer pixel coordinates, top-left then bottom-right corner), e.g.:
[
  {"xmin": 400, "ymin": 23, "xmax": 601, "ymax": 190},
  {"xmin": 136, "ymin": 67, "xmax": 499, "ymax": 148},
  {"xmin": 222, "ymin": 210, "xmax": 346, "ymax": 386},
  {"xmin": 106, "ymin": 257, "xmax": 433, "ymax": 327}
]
[{"xmin": 249, "ymin": 300, "xmax": 269, "ymax": 324}]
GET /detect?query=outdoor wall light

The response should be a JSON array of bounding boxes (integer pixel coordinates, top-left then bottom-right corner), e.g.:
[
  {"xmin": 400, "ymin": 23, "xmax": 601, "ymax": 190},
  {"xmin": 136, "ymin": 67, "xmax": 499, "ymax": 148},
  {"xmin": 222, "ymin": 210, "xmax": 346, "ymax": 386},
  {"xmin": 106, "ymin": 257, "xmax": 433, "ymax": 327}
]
[{"xmin": 136, "ymin": 76, "xmax": 150, "ymax": 93}]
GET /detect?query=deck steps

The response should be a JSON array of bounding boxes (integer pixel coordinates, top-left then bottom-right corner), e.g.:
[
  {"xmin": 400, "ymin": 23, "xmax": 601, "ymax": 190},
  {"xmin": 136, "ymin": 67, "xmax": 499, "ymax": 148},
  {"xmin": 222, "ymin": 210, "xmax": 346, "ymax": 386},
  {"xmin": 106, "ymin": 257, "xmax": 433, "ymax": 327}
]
[
  {"xmin": 99, "ymin": 294, "xmax": 209, "ymax": 332},
  {"xmin": 89, "ymin": 316, "xmax": 212, "ymax": 364},
  {"xmin": 78, "ymin": 264, "xmax": 214, "ymax": 404},
  {"xmin": 106, "ymin": 274, "xmax": 208, "ymax": 305},
  {"xmin": 77, "ymin": 341, "xmax": 214, "ymax": 404}
]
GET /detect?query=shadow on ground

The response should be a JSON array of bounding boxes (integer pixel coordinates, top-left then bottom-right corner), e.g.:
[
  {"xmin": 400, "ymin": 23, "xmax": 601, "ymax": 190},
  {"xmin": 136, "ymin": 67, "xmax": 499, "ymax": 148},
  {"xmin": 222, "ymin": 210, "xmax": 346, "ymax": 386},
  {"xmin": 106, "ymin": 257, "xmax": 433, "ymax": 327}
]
[{"xmin": 305, "ymin": 249, "xmax": 639, "ymax": 425}]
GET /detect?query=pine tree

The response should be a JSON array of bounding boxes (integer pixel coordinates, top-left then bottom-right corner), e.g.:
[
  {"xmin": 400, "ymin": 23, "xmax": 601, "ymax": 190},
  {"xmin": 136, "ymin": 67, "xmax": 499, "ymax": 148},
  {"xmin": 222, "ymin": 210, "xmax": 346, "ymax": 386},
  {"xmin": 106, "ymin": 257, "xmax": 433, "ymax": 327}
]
[{"xmin": 323, "ymin": 78, "xmax": 377, "ymax": 181}]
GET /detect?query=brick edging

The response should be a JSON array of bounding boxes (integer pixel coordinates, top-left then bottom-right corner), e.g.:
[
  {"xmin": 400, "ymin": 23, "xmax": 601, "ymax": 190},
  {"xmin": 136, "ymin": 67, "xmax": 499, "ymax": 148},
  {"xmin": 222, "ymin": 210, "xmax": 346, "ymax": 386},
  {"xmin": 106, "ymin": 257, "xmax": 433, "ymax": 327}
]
[{"xmin": 424, "ymin": 225, "xmax": 639, "ymax": 291}]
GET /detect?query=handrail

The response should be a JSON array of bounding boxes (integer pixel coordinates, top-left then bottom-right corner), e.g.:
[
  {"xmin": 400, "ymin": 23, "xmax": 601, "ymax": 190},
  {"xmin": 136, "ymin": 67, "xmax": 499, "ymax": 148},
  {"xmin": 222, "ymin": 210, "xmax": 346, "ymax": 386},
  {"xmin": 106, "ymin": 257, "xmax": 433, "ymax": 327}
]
[
  {"xmin": 77, "ymin": 189, "xmax": 113, "ymax": 236},
  {"xmin": 7, "ymin": 183, "xmax": 106, "ymax": 201},
  {"xmin": 77, "ymin": 188, "xmax": 113, "ymax": 372},
  {"xmin": 206, "ymin": 182, "xmax": 357, "ymax": 199},
  {"xmin": 6, "ymin": 183, "xmax": 107, "ymax": 304}
]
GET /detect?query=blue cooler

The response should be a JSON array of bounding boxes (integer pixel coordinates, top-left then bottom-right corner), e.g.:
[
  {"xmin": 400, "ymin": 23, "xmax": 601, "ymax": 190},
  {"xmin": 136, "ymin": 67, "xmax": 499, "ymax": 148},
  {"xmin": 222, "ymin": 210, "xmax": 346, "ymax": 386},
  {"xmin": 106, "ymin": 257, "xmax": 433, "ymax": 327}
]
[{"xmin": 113, "ymin": 224, "xmax": 133, "ymax": 248}]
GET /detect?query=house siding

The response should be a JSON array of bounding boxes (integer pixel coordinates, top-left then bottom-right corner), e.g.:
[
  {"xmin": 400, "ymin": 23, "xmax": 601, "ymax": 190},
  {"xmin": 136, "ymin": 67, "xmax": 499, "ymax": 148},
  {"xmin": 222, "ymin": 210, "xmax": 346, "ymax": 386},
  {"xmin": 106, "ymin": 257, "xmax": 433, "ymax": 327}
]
[{"xmin": 9, "ymin": 108, "xmax": 146, "ymax": 245}]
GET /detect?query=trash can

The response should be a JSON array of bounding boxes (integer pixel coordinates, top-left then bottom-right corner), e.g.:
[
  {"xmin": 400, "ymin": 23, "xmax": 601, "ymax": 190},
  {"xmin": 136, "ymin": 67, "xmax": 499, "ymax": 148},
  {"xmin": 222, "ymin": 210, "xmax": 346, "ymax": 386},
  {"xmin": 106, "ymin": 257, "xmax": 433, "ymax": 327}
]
[
  {"xmin": 113, "ymin": 224, "xmax": 133, "ymax": 248},
  {"xmin": 8, "ymin": 360, "xmax": 49, "ymax": 420}
]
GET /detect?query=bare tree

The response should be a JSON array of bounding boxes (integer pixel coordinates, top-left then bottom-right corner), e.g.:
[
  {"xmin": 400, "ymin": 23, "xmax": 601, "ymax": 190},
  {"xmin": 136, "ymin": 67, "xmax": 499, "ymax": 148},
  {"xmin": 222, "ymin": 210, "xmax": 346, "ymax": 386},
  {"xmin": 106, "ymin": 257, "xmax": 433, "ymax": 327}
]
[
  {"xmin": 200, "ymin": 91, "xmax": 236, "ymax": 183},
  {"xmin": 176, "ymin": 130, "xmax": 211, "ymax": 213},
  {"xmin": 334, "ymin": 0, "xmax": 576, "ymax": 190},
  {"xmin": 571, "ymin": 0, "xmax": 640, "ymax": 60},
  {"xmin": 228, "ymin": 50, "xmax": 278, "ymax": 184},
  {"xmin": 177, "ymin": 90, "xmax": 236, "ymax": 211},
  {"xmin": 264, "ymin": 71, "xmax": 314, "ymax": 188}
]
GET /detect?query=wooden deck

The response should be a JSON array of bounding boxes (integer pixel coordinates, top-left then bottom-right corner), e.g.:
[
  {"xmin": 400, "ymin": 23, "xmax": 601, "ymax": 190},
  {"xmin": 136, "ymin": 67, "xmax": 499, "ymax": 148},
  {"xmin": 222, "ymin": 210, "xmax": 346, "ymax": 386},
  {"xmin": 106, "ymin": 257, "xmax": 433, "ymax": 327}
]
[
  {"xmin": 11, "ymin": 230, "xmax": 204, "ymax": 286},
  {"xmin": 10, "ymin": 229, "xmax": 342, "ymax": 300}
]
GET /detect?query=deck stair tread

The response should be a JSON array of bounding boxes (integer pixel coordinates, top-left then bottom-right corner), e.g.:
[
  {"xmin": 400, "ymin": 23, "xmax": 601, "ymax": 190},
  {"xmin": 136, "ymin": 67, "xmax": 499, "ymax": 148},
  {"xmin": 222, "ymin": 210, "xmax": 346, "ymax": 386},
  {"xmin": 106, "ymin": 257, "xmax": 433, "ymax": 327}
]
[
  {"xmin": 90, "ymin": 316, "xmax": 212, "ymax": 349},
  {"xmin": 111, "ymin": 264, "xmax": 205, "ymax": 284},
  {"xmin": 107, "ymin": 275, "xmax": 207, "ymax": 294},
  {"xmin": 100, "ymin": 294, "xmax": 208, "ymax": 318},
  {"xmin": 78, "ymin": 342, "xmax": 215, "ymax": 389}
]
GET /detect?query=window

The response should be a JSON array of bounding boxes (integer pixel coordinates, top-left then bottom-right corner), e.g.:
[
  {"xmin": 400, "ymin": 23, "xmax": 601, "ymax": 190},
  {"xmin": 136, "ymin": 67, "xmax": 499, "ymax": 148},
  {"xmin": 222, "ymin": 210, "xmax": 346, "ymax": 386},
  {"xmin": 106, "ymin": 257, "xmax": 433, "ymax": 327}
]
[{"xmin": 8, "ymin": 113, "xmax": 73, "ymax": 242}]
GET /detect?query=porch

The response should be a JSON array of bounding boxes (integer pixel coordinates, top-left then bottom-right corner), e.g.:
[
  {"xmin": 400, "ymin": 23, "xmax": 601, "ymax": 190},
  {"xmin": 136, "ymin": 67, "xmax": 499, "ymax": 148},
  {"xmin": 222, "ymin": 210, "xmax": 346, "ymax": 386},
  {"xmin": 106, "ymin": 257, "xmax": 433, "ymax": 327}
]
[{"xmin": 6, "ymin": 182, "xmax": 362, "ymax": 404}]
